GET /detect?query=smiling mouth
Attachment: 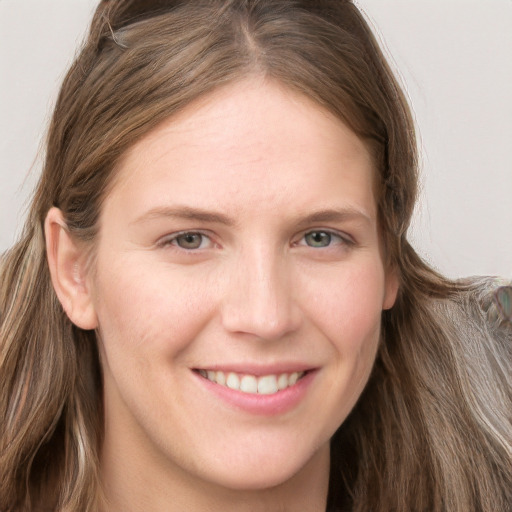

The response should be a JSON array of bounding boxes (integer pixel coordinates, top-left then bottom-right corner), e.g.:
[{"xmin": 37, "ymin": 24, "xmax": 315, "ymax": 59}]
[{"xmin": 196, "ymin": 370, "xmax": 307, "ymax": 395}]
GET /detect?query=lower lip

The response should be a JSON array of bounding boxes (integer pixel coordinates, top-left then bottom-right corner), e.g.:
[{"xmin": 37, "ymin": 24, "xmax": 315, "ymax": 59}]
[{"xmin": 193, "ymin": 370, "xmax": 317, "ymax": 416}]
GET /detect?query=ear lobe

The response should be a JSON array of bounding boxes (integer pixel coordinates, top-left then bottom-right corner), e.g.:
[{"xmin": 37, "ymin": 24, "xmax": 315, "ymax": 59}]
[
  {"xmin": 383, "ymin": 267, "xmax": 399, "ymax": 311},
  {"xmin": 45, "ymin": 207, "xmax": 98, "ymax": 330}
]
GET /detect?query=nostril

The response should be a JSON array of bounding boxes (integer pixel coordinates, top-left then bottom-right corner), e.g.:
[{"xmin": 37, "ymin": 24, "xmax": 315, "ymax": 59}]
[{"xmin": 221, "ymin": 305, "xmax": 300, "ymax": 340}]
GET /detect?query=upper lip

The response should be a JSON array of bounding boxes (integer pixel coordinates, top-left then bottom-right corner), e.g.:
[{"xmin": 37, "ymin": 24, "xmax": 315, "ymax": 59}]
[{"xmin": 193, "ymin": 363, "xmax": 317, "ymax": 376}]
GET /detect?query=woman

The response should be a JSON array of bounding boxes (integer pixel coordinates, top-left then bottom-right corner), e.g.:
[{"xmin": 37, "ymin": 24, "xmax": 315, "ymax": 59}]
[{"xmin": 1, "ymin": 1, "xmax": 510, "ymax": 510}]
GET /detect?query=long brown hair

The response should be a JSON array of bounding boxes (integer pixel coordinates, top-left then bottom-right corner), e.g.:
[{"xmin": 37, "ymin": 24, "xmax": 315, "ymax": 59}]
[{"xmin": 1, "ymin": 1, "xmax": 510, "ymax": 510}]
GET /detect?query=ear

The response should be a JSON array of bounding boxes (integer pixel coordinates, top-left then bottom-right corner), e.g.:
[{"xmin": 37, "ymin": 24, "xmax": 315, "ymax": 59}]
[
  {"xmin": 45, "ymin": 207, "xmax": 98, "ymax": 330},
  {"xmin": 382, "ymin": 267, "xmax": 399, "ymax": 311}
]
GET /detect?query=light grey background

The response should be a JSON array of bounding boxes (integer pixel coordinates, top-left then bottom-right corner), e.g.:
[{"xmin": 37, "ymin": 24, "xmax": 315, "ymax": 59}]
[{"xmin": 1, "ymin": 0, "xmax": 511, "ymax": 278}]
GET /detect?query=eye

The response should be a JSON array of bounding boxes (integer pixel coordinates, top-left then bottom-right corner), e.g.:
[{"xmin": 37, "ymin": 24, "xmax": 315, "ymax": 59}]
[
  {"xmin": 301, "ymin": 230, "xmax": 349, "ymax": 248},
  {"xmin": 175, "ymin": 233, "xmax": 204, "ymax": 249},
  {"xmin": 160, "ymin": 231, "xmax": 213, "ymax": 250},
  {"xmin": 304, "ymin": 231, "xmax": 332, "ymax": 248}
]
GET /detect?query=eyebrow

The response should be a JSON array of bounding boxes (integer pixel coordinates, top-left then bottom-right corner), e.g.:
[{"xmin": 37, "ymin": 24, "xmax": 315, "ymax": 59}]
[
  {"xmin": 131, "ymin": 205, "xmax": 372, "ymax": 227},
  {"xmin": 296, "ymin": 208, "xmax": 372, "ymax": 227},
  {"xmin": 131, "ymin": 206, "xmax": 236, "ymax": 226}
]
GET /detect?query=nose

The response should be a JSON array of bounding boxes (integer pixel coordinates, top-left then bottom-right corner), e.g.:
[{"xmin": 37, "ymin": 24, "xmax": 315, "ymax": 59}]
[{"xmin": 221, "ymin": 246, "xmax": 302, "ymax": 341}]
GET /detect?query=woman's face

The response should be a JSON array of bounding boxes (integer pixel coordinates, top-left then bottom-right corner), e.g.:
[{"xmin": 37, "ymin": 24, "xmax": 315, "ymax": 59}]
[{"xmin": 87, "ymin": 79, "xmax": 398, "ymax": 494}]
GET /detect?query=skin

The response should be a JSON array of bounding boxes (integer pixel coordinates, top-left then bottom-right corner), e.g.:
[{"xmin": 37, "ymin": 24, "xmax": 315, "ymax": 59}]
[{"xmin": 46, "ymin": 78, "xmax": 398, "ymax": 511}]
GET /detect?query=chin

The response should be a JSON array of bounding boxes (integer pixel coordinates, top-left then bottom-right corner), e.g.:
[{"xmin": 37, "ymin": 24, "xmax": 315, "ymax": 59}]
[
  {"xmin": 208, "ymin": 469, "xmax": 298, "ymax": 493},
  {"xmin": 197, "ymin": 441, "xmax": 328, "ymax": 493}
]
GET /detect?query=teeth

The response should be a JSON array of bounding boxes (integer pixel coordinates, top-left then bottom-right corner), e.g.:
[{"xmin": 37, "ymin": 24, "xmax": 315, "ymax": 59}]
[
  {"xmin": 277, "ymin": 373, "xmax": 288, "ymax": 390},
  {"xmin": 199, "ymin": 369, "xmax": 305, "ymax": 394},
  {"xmin": 240, "ymin": 375, "xmax": 258, "ymax": 393},
  {"xmin": 216, "ymin": 371, "xmax": 226, "ymax": 386},
  {"xmin": 258, "ymin": 375, "xmax": 277, "ymax": 394},
  {"xmin": 226, "ymin": 372, "xmax": 240, "ymax": 390}
]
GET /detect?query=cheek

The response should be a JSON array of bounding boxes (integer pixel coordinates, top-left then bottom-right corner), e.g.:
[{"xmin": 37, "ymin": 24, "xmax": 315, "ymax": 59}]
[
  {"xmin": 303, "ymin": 260, "xmax": 386, "ymax": 353},
  {"xmin": 296, "ymin": 260, "xmax": 385, "ymax": 431},
  {"xmin": 91, "ymin": 255, "xmax": 218, "ymax": 359}
]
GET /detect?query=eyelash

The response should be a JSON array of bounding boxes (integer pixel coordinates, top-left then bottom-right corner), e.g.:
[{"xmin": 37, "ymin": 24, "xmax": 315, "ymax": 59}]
[
  {"xmin": 157, "ymin": 231, "xmax": 213, "ymax": 251},
  {"xmin": 157, "ymin": 229, "xmax": 353, "ymax": 252},
  {"xmin": 295, "ymin": 230, "xmax": 354, "ymax": 249}
]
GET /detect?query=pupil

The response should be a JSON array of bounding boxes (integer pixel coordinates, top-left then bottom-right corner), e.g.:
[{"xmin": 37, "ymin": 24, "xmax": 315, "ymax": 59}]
[
  {"xmin": 178, "ymin": 234, "xmax": 201, "ymax": 248},
  {"xmin": 307, "ymin": 232, "xmax": 330, "ymax": 247}
]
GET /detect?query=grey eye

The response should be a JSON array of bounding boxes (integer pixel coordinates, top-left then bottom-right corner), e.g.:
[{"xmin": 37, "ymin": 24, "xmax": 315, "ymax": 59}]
[
  {"xmin": 175, "ymin": 233, "xmax": 204, "ymax": 249},
  {"xmin": 304, "ymin": 231, "xmax": 332, "ymax": 248}
]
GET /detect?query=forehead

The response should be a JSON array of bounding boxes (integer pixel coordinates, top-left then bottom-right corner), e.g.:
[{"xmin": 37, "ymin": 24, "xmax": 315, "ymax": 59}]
[{"xmin": 106, "ymin": 78, "xmax": 377, "ymax": 223}]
